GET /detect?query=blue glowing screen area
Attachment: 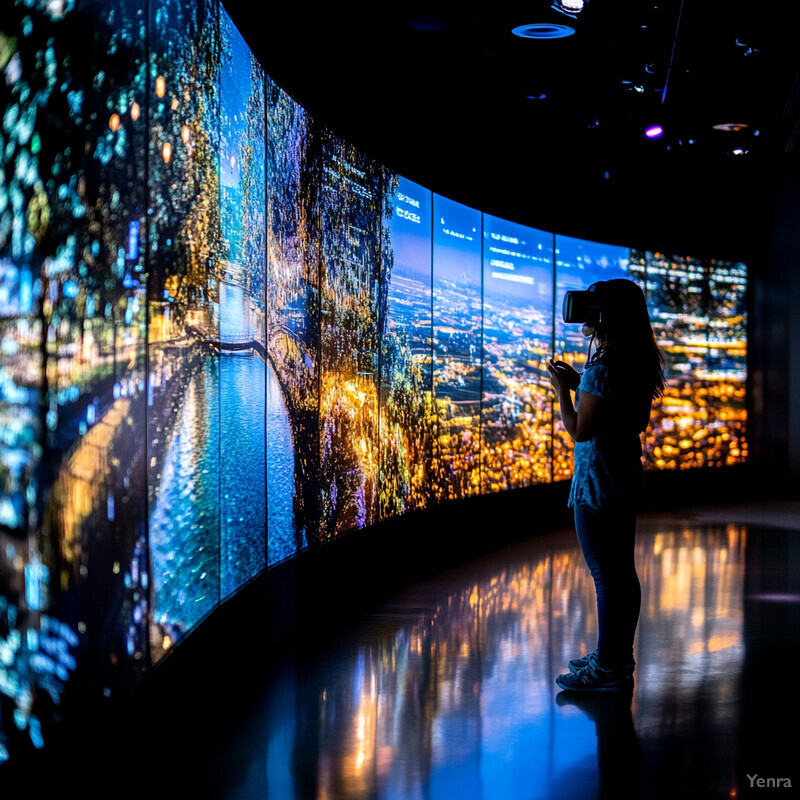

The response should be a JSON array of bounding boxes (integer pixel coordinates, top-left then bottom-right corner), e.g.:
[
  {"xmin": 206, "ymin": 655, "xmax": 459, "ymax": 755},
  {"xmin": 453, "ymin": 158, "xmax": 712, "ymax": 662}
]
[
  {"xmin": 218, "ymin": 11, "xmax": 267, "ymax": 599},
  {"xmin": 481, "ymin": 215, "xmax": 554, "ymax": 491},
  {"xmin": 553, "ymin": 235, "xmax": 634, "ymax": 480},
  {"xmin": 0, "ymin": 0, "xmax": 748, "ymax": 768},
  {"xmin": 554, "ymin": 234, "xmax": 633, "ymax": 370},
  {"xmin": 147, "ymin": 0, "xmax": 222, "ymax": 657},
  {"xmin": 433, "ymin": 194, "xmax": 483, "ymax": 502}
]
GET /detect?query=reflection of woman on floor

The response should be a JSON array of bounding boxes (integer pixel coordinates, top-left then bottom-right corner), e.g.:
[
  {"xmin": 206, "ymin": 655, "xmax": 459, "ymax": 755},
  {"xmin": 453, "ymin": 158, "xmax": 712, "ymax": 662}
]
[
  {"xmin": 548, "ymin": 279, "xmax": 665, "ymax": 692},
  {"xmin": 556, "ymin": 689, "xmax": 642, "ymax": 796}
]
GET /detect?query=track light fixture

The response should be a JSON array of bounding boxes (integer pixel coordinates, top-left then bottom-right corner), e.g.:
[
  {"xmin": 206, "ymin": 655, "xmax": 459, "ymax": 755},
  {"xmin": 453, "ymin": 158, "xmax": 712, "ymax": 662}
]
[{"xmin": 553, "ymin": 0, "xmax": 585, "ymax": 15}]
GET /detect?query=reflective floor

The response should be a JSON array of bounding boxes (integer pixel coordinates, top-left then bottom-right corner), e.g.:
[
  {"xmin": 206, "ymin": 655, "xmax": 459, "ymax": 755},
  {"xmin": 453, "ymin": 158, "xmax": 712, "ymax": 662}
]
[
  {"xmin": 196, "ymin": 503, "xmax": 799, "ymax": 800},
  {"xmin": 13, "ymin": 503, "xmax": 796, "ymax": 798}
]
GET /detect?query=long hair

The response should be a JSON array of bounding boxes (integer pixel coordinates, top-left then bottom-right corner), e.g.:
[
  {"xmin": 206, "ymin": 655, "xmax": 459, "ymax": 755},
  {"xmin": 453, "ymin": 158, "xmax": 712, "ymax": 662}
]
[{"xmin": 588, "ymin": 279, "xmax": 666, "ymax": 401}]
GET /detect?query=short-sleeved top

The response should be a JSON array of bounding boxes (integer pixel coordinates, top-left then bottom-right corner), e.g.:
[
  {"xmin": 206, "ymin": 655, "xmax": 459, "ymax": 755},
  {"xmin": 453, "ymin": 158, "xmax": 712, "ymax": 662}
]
[{"xmin": 568, "ymin": 361, "xmax": 650, "ymax": 511}]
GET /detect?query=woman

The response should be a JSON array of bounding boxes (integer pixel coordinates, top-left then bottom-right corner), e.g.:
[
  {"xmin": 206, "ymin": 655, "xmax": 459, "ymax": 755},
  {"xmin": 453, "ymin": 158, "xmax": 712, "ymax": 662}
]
[{"xmin": 547, "ymin": 278, "xmax": 665, "ymax": 692}]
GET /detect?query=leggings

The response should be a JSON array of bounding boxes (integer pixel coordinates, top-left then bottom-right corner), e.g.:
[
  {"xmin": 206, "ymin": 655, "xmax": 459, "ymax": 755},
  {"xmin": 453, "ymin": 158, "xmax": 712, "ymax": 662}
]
[{"xmin": 573, "ymin": 502, "xmax": 642, "ymax": 668}]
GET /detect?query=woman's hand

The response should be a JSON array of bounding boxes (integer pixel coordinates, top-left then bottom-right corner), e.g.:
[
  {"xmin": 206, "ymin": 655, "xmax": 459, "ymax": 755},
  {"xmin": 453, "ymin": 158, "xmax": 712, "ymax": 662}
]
[
  {"xmin": 547, "ymin": 359, "xmax": 580, "ymax": 393},
  {"xmin": 547, "ymin": 359, "xmax": 600, "ymax": 442}
]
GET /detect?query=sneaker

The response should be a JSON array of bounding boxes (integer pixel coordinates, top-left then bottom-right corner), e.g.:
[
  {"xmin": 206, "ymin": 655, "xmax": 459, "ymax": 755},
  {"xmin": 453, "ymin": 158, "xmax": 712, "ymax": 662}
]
[
  {"xmin": 568, "ymin": 650, "xmax": 635, "ymax": 675},
  {"xmin": 556, "ymin": 654, "xmax": 630, "ymax": 692}
]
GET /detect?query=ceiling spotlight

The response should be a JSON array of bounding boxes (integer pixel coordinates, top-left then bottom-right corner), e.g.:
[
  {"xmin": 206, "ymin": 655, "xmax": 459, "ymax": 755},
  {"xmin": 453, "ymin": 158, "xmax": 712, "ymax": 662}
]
[
  {"xmin": 644, "ymin": 124, "xmax": 664, "ymax": 139},
  {"xmin": 713, "ymin": 122, "xmax": 749, "ymax": 132},
  {"xmin": 512, "ymin": 23, "xmax": 575, "ymax": 39},
  {"xmin": 552, "ymin": 0, "xmax": 585, "ymax": 15}
]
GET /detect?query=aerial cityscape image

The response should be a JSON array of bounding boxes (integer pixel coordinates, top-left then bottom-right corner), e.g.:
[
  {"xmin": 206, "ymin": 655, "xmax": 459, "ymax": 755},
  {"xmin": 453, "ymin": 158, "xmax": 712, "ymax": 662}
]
[{"xmin": 0, "ymin": 0, "xmax": 747, "ymax": 770}]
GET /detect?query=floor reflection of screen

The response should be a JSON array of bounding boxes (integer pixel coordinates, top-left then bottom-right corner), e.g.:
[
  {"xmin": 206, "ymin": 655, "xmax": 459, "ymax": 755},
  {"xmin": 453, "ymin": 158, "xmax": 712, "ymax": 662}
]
[{"xmin": 265, "ymin": 520, "xmax": 745, "ymax": 800}]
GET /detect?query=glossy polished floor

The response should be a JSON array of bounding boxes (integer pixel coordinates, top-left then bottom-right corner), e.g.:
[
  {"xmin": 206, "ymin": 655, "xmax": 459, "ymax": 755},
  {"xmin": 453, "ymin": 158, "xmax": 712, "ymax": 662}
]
[
  {"xmin": 186, "ymin": 501, "xmax": 798, "ymax": 800},
  {"xmin": 13, "ymin": 501, "xmax": 797, "ymax": 799}
]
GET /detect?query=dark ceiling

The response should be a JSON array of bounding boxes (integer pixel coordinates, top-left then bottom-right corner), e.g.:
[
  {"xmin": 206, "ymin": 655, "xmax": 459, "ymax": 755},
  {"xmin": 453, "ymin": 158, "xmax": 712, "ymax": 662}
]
[{"xmin": 223, "ymin": 0, "xmax": 800, "ymax": 261}]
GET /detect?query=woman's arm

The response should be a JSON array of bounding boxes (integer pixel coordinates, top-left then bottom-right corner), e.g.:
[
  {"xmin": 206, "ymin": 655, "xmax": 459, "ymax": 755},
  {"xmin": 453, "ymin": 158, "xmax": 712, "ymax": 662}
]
[{"xmin": 547, "ymin": 360, "xmax": 602, "ymax": 442}]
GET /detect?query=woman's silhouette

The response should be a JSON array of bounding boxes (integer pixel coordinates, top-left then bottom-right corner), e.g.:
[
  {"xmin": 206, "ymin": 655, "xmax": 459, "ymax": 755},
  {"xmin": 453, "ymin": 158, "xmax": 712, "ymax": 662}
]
[{"xmin": 548, "ymin": 278, "xmax": 665, "ymax": 691}]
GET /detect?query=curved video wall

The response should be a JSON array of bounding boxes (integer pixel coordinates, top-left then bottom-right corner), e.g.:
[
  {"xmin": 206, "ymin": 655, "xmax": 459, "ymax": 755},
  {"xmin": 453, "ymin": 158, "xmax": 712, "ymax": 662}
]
[{"xmin": 0, "ymin": 0, "xmax": 747, "ymax": 766}]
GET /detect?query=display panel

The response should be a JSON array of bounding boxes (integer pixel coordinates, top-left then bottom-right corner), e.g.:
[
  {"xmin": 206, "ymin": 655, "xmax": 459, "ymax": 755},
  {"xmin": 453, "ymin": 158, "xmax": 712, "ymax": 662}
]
[
  {"xmin": 146, "ymin": 0, "xmax": 221, "ymax": 658},
  {"xmin": 0, "ymin": 0, "xmax": 150, "ymax": 763},
  {"xmin": 266, "ymin": 77, "xmax": 316, "ymax": 563},
  {"xmin": 481, "ymin": 216, "xmax": 554, "ymax": 491},
  {"xmin": 318, "ymin": 135, "xmax": 387, "ymax": 539},
  {"xmin": 553, "ymin": 235, "xmax": 633, "ymax": 481},
  {"xmin": 642, "ymin": 251, "xmax": 748, "ymax": 470},
  {"xmin": 432, "ymin": 195, "xmax": 483, "ymax": 502},
  {"xmin": 704, "ymin": 259, "xmax": 747, "ymax": 466},
  {"xmin": 379, "ymin": 176, "xmax": 435, "ymax": 518},
  {"xmin": 219, "ymin": 8, "xmax": 266, "ymax": 597}
]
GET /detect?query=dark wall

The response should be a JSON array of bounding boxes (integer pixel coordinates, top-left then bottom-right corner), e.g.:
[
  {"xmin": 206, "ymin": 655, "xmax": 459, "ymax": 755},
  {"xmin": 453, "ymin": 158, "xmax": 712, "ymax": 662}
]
[{"xmin": 751, "ymin": 167, "xmax": 800, "ymax": 492}]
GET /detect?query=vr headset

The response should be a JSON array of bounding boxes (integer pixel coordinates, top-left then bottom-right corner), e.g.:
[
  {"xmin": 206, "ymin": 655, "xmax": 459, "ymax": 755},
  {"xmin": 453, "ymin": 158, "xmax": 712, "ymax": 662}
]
[{"xmin": 562, "ymin": 284, "xmax": 604, "ymax": 325}]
